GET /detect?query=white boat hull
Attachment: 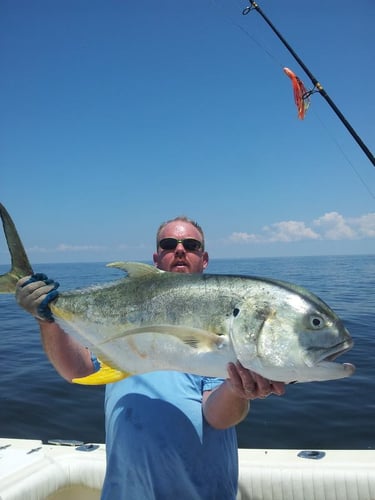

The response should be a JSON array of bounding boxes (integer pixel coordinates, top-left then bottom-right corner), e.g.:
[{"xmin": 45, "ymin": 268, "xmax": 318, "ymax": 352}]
[{"xmin": 1, "ymin": 438, "xmax": 374, "ymax": 500}]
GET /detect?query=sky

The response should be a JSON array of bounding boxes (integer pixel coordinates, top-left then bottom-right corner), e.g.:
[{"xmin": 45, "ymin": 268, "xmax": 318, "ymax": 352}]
[{"xmin": 1, "ymin": 0, "xmax": 374, "ymax": 265}]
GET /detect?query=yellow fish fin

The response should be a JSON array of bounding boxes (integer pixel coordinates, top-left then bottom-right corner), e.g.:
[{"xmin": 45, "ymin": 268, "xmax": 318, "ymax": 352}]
[{"xmin": 72, "ymin": 360, "xmax": 131, "ymax": 385}]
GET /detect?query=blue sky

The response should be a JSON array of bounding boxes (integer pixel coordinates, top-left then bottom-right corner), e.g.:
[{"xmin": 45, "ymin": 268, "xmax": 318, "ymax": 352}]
[{"xmin": 1, "ymin": 0, "xmax": 374, "ymax": 264}]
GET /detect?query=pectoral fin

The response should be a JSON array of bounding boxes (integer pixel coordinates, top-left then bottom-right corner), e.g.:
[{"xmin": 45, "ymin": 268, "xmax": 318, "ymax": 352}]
[
  {"xmin": 72, "ymin": 360, "xmax": 130, "ymax": 385},
  {"xmin": 73, "ymin": 326, "xmax": 227, "ymax": 384},
  {"xmin": 102, "ymin": 324, "xmax": 226, "ymax": 351}
]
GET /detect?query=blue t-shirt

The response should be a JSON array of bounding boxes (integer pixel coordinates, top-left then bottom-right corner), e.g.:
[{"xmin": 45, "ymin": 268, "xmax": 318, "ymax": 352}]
[{"xmin": 101, "ymin": 371, "xmax": 238, "ymax": 500}]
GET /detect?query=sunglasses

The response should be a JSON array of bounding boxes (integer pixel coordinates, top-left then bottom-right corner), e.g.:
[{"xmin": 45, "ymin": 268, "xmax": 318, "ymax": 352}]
[{"xmin": 158, "ymin": 238, "xmax": 203, "ymax": 252}]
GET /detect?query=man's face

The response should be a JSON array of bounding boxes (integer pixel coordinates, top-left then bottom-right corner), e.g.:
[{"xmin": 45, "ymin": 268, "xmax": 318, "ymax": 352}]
[{"xmin": 153, "ymin": 220, "xmax": 209, "ymax": 274}]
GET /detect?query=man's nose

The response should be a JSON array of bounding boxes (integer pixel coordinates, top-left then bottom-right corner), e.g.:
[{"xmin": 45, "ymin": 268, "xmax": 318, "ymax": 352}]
[{"xmin": 175, "ymin": 242, "xmax": 186, "ymax": 254}]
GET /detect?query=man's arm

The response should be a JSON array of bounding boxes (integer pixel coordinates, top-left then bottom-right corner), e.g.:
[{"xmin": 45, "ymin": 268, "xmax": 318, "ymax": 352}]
[
  {"xmin": 38, "ymin": 320, "xmax": 95, "ymax": 382},
  {"xmin": 202, "ymin": 361, "xmax": 285, "ymax": 429},
  {"xmin": 16, "ymin": 275, "xmax": 95, "ymax": 382}
]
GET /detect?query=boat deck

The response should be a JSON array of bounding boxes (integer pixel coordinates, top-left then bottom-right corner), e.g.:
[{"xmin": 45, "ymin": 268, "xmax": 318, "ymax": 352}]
[{"xmin": 1, "ymin": 438, "xmax": 374, "ymax": 499}]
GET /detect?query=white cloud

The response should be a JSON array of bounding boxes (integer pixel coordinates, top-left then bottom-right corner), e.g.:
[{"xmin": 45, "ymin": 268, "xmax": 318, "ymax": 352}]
[
  {"xmin": 230, "ymin": 232, "xmax": 261, "ymax": 243},
  {"xmin": 27, "ymin": 244, "xmax": 107, "ymax": 254},
  {"xmin": 228, "ymin": 212, "xmax": 375, "ymax": 245},
  {"xmin": 26, "ymin": 242, "xmax": 146, "ymax": 255},
  {"xmin": 56, "ymin": 244, "xmax": 107, "ymax": 253},
  {"xmin": 27, "ymin": 245, "xmax": 49, "ymax": 253},
  {"xmin": 262, "ymin": 221, "xmax": 320, "ymax": 242},
  {"xmin": 313, "ymin": 212, "xmax": 356, "ymax": 240},
  {"xmin": 350, "ymin": 213, "xmax": 375, "ymax": 238}
]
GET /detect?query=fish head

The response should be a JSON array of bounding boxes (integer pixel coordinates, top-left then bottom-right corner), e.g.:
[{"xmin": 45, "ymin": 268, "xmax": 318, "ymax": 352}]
[{"xmin": 228, "ymin": 279, "xmax": 355, "ymax": 383}]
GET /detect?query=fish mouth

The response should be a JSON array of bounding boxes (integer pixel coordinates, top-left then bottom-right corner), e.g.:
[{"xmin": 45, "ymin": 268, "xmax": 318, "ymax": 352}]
[
  {"xmin": 303, "ymin": 338, "xmax": 355, "ymax": 378},
  {"xmin": 314, "ymin": 339, "xmax": 354, "ymax": 364}
]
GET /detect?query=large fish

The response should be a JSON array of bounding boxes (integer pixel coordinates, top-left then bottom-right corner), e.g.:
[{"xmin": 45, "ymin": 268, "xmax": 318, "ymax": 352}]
[{"xmin": 0, "ymin": 203, "xmax": 355, "ymax": 385}]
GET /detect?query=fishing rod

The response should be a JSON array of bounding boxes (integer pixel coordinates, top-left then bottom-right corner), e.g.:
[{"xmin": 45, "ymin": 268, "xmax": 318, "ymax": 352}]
[{"xmin": 242, "ymin": 0, "xmax": 375, "ymax": 167}]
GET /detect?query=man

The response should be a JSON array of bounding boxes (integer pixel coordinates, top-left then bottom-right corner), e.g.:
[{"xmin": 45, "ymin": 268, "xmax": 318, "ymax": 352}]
[{"xmin": 16, "ymin": 216, "xmax": 285, "ymax": 499}]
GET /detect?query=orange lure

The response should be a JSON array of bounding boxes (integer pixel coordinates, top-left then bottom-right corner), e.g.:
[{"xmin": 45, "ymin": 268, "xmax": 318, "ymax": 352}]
[{"xmin": 283, "ymin": 67, "xmax": 310, "ymax": 119}]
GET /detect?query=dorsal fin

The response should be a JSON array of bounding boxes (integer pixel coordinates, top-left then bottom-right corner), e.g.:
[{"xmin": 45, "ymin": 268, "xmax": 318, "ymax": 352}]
[{"xmin": 106, "ymin": 261, "xmax": 164, "ymax": 278}]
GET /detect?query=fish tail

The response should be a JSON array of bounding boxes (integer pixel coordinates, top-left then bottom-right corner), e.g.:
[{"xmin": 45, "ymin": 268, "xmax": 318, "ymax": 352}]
[
  {"xmin": 73, "ymin": 359, "xmax": 131, "ymax": 385},
  {"xmin": 0, "ymin": 203, "xmax": 33, "ymax": 293}
]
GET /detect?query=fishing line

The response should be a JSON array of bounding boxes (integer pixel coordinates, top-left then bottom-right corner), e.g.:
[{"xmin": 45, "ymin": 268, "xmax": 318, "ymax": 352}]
[
  {"xmin": 309, "ymin": 109, "xmax": 375, "ymax": 200},
  {"xmin": 241, "ymin": 0, "xmax": 375, "ymax": 168},
  {"xmin": 210, "ymin": 0, "xmax": 284, "ymax": 69},
  {"xmin": 210, "ymin": 0, "xmax": 375, "ymax": 197}
]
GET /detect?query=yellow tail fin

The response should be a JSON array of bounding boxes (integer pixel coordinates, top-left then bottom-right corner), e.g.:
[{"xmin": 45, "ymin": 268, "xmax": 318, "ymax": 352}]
[{"xmin": 72, "ymin": 360, "xmax": 130, "ymax": 385}]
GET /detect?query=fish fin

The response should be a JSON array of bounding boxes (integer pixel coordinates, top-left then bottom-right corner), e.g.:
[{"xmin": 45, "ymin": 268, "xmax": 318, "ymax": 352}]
[
  {"xmin": 106, "ymin": 261, "xmax": 164, "ymax": 278},
  {"xmin": 0, "ymin": 203, "xmax": 34, "ymax": 293},
  {"xmin": 72, "ymin": 360, "xmax": 131, "ymax": 385},
  {"xmin": 104, "ymin": 324, "xmax": 226, "ymax": 350}
]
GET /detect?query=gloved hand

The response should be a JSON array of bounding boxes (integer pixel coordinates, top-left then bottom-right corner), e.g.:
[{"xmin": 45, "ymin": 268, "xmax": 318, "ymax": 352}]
[{"xmin": 16, "ymin": 273, "xmax": 60, "ymax": 322}]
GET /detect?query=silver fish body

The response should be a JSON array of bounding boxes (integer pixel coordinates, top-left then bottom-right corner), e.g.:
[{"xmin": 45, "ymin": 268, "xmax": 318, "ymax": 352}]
[{"xmin": 51, "ymin": 261, "xmax": 354, "ymax": 384}]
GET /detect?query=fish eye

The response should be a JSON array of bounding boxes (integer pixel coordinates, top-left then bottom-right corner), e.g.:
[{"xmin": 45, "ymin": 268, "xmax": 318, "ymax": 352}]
[
  {"xmin": 233, "ymin": 307, "xmax": 240, "ymax": 318},
  {"xmin": 309, "ymin": 315, "xmax": 325, "ymax": 330}
]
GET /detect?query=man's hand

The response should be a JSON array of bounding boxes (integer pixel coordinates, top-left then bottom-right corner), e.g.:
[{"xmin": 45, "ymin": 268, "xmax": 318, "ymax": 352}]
[
  {"xmin": 16, "ymin": 273, "xmax": 59, "ymax": 322},
  {"xmin": 226, "ymin": 361, "xmax": 285, "ymax": 400}
]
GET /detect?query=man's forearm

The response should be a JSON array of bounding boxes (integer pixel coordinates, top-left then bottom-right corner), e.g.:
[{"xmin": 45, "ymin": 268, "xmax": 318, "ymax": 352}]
[
  {"xmin": 202, "ymin": 381, "xmax": 250, "ymax": 430},
  {"xmin": 202, "ymin": 362, "xmax": 285, "ymax": 430},
  {"xmin": 38, "ymin": 320, "xmax": 95, "ymax": 382}
]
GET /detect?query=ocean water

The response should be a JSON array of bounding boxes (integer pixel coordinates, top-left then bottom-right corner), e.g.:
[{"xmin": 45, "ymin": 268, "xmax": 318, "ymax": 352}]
[{"xmin": 0, "ymin": 255, "xmax": 374, "ymax": 450}]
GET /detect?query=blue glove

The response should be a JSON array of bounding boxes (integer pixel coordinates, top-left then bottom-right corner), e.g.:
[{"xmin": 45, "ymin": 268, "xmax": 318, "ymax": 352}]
[{"xmin": 16, "ymin": 273, "xmax": 60, "ymax": 322}]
